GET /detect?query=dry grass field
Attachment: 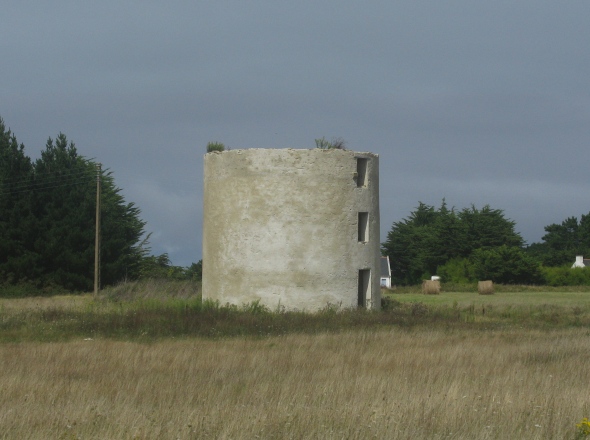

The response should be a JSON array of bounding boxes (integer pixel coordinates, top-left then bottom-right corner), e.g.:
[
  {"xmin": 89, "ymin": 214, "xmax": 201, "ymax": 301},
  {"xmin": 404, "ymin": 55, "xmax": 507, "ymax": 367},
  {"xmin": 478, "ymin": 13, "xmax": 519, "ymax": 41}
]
[
  {"xmin": 1, "ymin": 286, "xmax": 590, "ymax": 438},
  {"xmin": 1, "ymin": 328, "xmax": 590, "ymax": 438}
]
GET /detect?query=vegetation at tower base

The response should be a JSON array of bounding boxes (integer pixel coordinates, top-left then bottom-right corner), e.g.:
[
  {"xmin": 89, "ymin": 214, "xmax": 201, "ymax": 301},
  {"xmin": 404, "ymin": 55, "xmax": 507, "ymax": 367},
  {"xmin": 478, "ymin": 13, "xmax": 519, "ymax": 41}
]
[{"xmin": 0, "ymin": 118, "xmax": 147, "ymax": 292}]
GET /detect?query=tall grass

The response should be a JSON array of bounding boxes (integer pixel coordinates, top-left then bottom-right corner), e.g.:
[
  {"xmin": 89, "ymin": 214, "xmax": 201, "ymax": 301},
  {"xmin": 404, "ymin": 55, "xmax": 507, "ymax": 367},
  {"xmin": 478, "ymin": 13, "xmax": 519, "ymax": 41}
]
[
  {"xmin": 1, "ymin": 329, "xmax": 588, "ymax": 439},
  {"xmin": 1, "ymin": 289, "xmax": 590, "ymax": 342},
  {"xmin": 101, "ymin": 279, "xmax": 201, "ymax": 301},
  {"xmin": 3, "ymin": 282, "xmax": 590, "ymax": 437}
]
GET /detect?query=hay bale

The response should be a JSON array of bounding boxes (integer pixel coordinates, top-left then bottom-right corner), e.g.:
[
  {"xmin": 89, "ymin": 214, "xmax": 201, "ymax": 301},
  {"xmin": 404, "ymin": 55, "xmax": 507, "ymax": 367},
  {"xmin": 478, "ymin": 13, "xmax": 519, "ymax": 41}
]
[
  {"xmin": 422, "ymin": 280, "xmax": 440, "ymax": 295},
  {"xmin": 478, "ymin": 280, "xmax": 494, "ymax": 295}
]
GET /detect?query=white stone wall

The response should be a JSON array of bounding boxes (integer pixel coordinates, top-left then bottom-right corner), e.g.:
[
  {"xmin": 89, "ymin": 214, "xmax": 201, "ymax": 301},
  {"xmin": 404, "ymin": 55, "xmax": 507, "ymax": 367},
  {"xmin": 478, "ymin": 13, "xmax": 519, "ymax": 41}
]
[{"xmin": 202, "ymin": 148, "xmax": 380, "ymax": 311}]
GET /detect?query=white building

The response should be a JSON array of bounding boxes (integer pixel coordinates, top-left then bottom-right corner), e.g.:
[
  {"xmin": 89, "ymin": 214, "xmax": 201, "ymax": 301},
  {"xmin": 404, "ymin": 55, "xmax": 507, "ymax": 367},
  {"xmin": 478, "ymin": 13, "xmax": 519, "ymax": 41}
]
[
  {"xmin": 380, "ymin": 256, "xmax": 392, "ymax": 288},
  {"xmin": 572, "ymin": 255, "xmax": 590, "ymax": 268}
]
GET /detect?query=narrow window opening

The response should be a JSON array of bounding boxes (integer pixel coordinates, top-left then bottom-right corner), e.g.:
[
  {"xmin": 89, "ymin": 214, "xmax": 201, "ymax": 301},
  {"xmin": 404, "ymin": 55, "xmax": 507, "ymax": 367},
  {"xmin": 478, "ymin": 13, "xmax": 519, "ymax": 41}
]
[
  {"xmin": 356, "ymin": 158, "xmax": 369, "ymax": 187},
  {"xmin": 358, "ymin": 212, "xmax": 369, "ymax": 242},
  {"xmin": 358, "ymin": 269, "xmax": 370, "ymax": 308}
]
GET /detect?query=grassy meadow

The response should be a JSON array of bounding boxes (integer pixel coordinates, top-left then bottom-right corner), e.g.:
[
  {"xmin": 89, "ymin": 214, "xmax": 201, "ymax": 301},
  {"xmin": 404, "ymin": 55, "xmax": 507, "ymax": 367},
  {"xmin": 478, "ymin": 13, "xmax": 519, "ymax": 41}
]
[
  {"xmin": 1, "ymin": 281, "xmax": 590, "ymax": 439},
  {"xmin": 387, "ymin": 287, "xmax": 590, "ymax": 308}
]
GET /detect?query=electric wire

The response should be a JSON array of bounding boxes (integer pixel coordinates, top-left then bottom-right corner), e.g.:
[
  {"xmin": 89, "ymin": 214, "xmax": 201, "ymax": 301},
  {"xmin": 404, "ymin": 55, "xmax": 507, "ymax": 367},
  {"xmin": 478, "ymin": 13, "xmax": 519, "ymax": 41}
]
[
  {"xmin": 0, "ymin": 176, "xmax": 95, "ymax": 195},
  {"xmin": 0, "ymin": 177, "xmax": 95, "ymax": 197},
  {"xmin": 0, "ymin": 162, "xmax": 94, "ymax": 179},
  {"xmin": 0, "ymin": 168, "xmax": 94, "ymax": 189},
  {"xmin": 0, "ymin": 171, "xmax": 97, "ymax": 196},
  {"xmin": 1, "ymin": 168, "xmax": 198, "ymax": 197}
]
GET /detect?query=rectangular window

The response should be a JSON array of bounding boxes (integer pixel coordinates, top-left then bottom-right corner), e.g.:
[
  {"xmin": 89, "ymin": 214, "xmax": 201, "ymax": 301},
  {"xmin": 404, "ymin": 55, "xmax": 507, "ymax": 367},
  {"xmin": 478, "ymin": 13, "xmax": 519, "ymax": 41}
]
[
  {"xmin": 358, "ymin": 269, "xmax": 371, "ymax": 308},
  {"xmin": 358, "ymin": 212, "xmax": 369, "ymax": 242},
  {"xmin": 356, "ymin": 158, "xmax": 368, "ymax": 187}
]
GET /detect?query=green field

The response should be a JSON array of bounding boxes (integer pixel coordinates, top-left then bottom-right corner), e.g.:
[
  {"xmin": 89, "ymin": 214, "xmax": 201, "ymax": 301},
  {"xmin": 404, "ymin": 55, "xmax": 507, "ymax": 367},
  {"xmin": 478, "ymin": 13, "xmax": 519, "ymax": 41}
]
[
  {"xmin": 386, "ymin": 289, "xmax": 590, "ymax": 307},
  {"xmin": 1, "ymin": 283, "xmax": 590, "ymax": 343}
]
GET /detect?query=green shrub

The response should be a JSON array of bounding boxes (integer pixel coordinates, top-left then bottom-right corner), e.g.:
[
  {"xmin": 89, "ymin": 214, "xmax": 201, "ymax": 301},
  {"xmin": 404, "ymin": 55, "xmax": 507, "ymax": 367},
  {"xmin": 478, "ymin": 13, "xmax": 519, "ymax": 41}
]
[
  {"xmin": 381, "ymin": 296, "xmax": 402, "ymax": 311},
  {"xmin": 0, "ymin": 280, "xmax": 69, "ymax": 298},
  {"xmin": 437, "ymin": 258, "xmax": 475, "ymax": 283},
  {"xmin": 470, "ymin": 245, "xmax": 543, "ymax": 284},
  {"xmin": 541, "ymin": 266, "xmax": 590, "ymax": 286},
  {"xmin": 206, "ymin": 141, "xmax": 225, "ymax": 153}
]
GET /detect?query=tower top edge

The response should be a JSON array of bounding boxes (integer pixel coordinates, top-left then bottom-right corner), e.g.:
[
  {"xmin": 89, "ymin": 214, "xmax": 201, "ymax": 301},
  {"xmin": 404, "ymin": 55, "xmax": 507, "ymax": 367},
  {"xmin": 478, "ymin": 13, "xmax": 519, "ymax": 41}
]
[{"xmin": 205, "ymin": 148, "xmax": 379, "ymax": 158}]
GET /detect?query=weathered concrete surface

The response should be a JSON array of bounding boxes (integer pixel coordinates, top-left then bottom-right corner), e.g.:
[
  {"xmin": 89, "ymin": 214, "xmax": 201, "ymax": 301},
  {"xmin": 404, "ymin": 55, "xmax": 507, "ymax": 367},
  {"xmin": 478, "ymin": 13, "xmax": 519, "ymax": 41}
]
[{"xmin": 203, "ymin": 148, "xmax": 380, "ymax": 311}]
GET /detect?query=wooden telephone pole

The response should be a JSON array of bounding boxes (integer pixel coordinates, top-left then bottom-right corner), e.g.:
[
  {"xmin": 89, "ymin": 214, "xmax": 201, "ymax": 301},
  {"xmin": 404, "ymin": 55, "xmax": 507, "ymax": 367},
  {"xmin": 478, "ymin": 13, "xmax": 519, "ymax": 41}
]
[{"xmin": 94, "ymin": 163, "xmax": 101, "ymax": 295}]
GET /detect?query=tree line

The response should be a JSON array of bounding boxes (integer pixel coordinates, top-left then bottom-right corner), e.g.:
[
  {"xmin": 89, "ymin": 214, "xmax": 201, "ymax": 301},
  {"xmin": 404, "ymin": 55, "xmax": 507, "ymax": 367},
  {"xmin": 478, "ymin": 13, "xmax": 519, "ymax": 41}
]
[
  {"xmin": 0, "ymin": 118, "xmax": 200, "ymax": 293},
  {"xmin": 3, "ymin": 117, "xmax": 588, "ymax": 291},
  {"xmin": 382, "ymin": 200, "xmax": 590, "ymax": 286}
]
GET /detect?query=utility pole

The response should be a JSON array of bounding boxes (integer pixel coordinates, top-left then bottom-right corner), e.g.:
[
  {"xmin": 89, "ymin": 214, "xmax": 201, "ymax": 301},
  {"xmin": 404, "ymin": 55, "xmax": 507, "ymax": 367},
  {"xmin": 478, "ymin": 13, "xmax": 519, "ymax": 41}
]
[{"xmin": 94, "ymin": 163, "xmax": 101, "ymax": 295}]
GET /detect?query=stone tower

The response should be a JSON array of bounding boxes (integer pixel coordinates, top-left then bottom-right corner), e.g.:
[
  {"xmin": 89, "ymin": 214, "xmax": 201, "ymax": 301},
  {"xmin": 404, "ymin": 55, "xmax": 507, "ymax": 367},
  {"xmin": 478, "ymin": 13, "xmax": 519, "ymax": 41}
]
[{"xmin": 202, "ymin": 148, "xmax": 380, "ymax": 311}]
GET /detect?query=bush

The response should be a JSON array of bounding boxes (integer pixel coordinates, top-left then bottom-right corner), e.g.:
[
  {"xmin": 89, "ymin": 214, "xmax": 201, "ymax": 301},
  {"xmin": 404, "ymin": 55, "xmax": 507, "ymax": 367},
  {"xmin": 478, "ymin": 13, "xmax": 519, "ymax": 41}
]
[
  {"xmin": 437, "ymin": 258, "xmax": 475, "ymax": 283},
  {"xmin": 541, "ymin": 266, "xmax": 590, "ymax": 286},
  {"xmin": 0, "ymin": 281, "xmax": 68, "ymax": 298},
  {"xmin": 470, "ymin": 245, "xmax": 543, "ymax": 284},
  {"xmin": 206, "ymin": 142, "xmax": 225, "ymax": 153},
  {"xmin": 381, "ymin": 296, "xmax": 402, "ymax": 311}
]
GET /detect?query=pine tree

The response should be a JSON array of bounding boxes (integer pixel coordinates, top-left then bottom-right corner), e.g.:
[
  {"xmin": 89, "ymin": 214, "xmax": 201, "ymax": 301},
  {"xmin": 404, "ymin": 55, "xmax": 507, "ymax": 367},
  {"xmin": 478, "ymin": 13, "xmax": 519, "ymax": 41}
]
[
  {"xmin": 31, "ymin": 134, "xmax": 147, "ymax": 289},
  {"xmin": 531, "ymin": 214, "xmax": 590, "ymax": 266},
  {"xmin": 0, "ymin": 119, "xmax": 36, "ymax": 283},
  {"xmin": 382, "ymin": 200, "xmax": 525, "ymax": 285},
  {"xmin": 0, "ymin": 119, "xmax": 148, "ymax": 291}
]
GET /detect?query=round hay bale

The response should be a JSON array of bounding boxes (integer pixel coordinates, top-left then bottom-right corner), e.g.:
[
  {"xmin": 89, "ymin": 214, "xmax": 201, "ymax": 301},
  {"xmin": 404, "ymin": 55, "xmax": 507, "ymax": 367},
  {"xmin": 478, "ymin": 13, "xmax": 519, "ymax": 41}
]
[
  {"xmin": 422, "ymin": 280, "xmax": 441, "ymax": 295},
  {"xmin": 478, "ymin": 280, "xmax": 494, "ymax": 295}
]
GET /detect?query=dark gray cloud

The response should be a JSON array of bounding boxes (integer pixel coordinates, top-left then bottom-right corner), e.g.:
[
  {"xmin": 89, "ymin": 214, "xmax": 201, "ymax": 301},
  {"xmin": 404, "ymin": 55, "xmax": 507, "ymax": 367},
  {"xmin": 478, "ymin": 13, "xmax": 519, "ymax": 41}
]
[{"xmin": 2, "ymin": 1, "xmax": 589, "ymax": 264}]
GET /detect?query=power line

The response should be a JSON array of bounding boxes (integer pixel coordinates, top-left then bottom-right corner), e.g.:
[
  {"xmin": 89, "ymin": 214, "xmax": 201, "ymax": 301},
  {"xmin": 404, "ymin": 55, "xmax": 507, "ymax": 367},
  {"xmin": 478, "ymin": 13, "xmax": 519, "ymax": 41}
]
[
  {"xmin": 2, "ymin": 166, "xmax": 90, "ymax": 179},
  {"xmin": 0, "ymin": 174, "xmax": 94, "ymax": 193},
  {"xmin": 1, "ymin": 169, "xmax": 91, "ymax": 187},
  {"xmin": 0, "ymin": 175, "xmax": 95, "ymax": 196}
]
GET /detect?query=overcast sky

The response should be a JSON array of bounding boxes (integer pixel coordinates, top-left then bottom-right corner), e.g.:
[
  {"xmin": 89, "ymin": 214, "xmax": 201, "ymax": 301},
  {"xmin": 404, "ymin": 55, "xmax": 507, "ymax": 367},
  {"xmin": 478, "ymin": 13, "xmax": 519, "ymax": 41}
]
[{"xmin": 2, "ymin": 1, "xmax": 589, "ymax": 266}]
